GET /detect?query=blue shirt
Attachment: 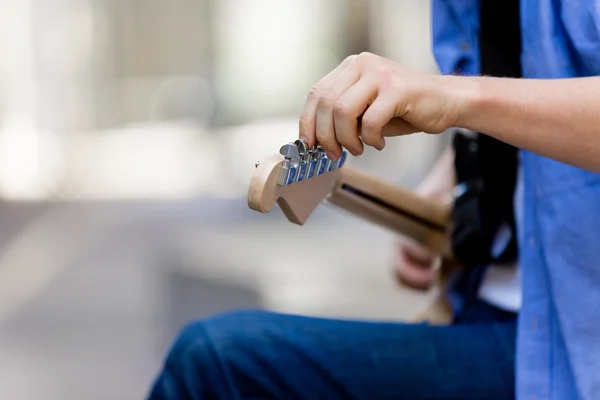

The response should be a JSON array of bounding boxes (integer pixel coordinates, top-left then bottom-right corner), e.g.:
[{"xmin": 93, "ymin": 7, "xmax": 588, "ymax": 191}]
[{"xmin": 432, "ymin": 1, "xmax": 600, "ymax": 399}]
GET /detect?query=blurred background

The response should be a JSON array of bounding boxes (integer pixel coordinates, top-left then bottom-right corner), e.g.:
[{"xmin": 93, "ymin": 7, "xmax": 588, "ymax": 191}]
[{"xmin": 0, "ymin": 0, "xmax": 449, "ymax": 398}]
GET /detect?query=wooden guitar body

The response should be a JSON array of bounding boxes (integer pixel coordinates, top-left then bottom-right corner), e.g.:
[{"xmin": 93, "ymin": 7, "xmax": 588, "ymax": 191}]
[{"xmin": 248, "ymin": 146, "xmax": 460, "ymax": 324}]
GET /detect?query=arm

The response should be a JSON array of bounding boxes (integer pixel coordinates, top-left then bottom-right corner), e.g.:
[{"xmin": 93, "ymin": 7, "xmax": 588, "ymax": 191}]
[
  {"xmin": 299, "ymin": 52, "xmax": 600, "ymax": 173},
  {"xmin": 451, "ymin": 76, "xmax": 600, "ymax": 173}
]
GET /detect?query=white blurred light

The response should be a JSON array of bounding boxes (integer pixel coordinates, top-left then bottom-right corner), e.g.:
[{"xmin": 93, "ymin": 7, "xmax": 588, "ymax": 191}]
[
  {"xmin": 67, "ymin": 122, "xmax": 219, "ymax": 200},
  {"xmin": 150, "ymin": 76, "xmax": 214, "ymax": 122},
  {"xmin": 0, "ymin": 116, "xmax": 64, "ymax": 200},
  {"xmin": 212, "ymin": 0, "xmax": 344, "ymax": 119},
  {"xmin": 36, "ymin": 0, "xmax": 96, "ymax": 78}
]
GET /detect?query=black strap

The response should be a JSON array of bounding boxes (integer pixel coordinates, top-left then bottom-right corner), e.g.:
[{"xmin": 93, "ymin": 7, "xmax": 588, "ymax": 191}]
[{"xmin": 450, "ymin": 0, "xmax": 521, "ymax": 267}]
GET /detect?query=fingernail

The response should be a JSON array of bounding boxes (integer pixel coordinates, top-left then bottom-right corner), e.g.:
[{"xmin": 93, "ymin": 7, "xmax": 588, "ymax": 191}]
[
  {"xmin": 326, "ymin": 151, "xmax": 338, "ymax": 160},
  {"xmin": 299, "ymin": 136, "xmax": 310, "ymax": 146}
]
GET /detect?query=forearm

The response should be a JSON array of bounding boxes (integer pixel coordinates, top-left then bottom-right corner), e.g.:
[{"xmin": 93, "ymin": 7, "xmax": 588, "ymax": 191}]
[{"xmin": 450, "ymin": 76, "xmax": 600, "ymax": 172}]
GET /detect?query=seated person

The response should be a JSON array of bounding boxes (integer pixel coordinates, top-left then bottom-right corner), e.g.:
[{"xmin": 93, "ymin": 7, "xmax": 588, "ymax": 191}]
[
  {"xmin": 148, "ymin": 1, "xmax": 600, "ymax": 398},
  {"xmin": 146, "ymin": 143, "xmax": 521, "ymax": 400}
]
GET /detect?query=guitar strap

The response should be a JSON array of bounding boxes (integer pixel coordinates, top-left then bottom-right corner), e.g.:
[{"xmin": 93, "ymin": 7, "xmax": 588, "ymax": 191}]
[{"xmin": 450, "ymin": 0, "xmax": 521, "ymax": 278}]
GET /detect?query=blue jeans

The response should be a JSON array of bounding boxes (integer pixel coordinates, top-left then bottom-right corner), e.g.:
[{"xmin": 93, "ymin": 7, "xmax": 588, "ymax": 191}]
[{"xmin": 148, "ymin": 300, "xmax": 516, "ymax": 399}]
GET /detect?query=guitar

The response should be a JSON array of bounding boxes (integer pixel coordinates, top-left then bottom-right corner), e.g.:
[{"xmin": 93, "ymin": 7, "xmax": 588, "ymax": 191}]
[{"xmin": 248, "ymin": 140, "xmax": 461, "ymax": 324}]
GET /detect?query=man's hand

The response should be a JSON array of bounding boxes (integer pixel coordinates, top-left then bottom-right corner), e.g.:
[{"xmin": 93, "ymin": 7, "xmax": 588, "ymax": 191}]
[
  {"xmin": 394, "ymin": 237, "xmax": 441, "ymax": 291},
  {"xmin": 393, "ymin": 146, "xmax": 455, "ymax": 291},
  {"xmin": 299, "ymin": 52, "xmax": 461, "ymax": 159}
]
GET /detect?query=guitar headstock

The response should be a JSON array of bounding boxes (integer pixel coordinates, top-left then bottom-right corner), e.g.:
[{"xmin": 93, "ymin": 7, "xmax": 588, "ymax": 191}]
[{"xmin": 248, "ymin": 139, "xmax": 348, "ymax": 225}]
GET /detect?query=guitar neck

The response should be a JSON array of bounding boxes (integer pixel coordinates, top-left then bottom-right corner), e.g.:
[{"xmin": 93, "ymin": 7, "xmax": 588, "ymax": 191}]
[{"xmin": 326, "ymin": 166, "xmax": 453, "ymax": 257}]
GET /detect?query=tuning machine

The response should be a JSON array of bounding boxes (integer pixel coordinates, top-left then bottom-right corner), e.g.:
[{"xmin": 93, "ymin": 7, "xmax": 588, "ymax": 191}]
[
  {"xmin": 277, "ymin": 140, "xmax": 347, "ymax": 186},
  {"xmin": 313, "ymin": 145, "xmax": 347, "ymax": 175},
  {"xmin": 293, "ymin": 139, "xmax": 311, "ymax": 183},
  {"xmin": 278, "ymin": 142, "xmax": 300, "ymax": 185}
]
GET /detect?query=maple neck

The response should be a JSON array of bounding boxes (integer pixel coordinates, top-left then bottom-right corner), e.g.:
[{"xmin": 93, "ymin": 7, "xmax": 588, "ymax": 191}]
[{"xmin": 326, "ymin": 166, "xmax": 453, "ymax": 256}]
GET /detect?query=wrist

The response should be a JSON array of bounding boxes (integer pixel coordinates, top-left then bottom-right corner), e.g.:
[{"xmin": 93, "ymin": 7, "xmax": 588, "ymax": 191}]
[{"xmin": 440, "ymin": 74, "xmax": 484, "ymax": 130}]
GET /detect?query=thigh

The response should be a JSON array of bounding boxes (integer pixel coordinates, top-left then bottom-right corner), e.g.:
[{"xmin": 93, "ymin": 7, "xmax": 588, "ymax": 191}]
[{"xmin": 148, "ymin": 309, "xmax": 516, "ymax": 400}]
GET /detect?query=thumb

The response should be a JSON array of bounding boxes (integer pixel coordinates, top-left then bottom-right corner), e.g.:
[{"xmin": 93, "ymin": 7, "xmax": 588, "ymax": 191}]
[{"xmin": 381, "ymin": 117, "xmax": 420, "ymax": 137}]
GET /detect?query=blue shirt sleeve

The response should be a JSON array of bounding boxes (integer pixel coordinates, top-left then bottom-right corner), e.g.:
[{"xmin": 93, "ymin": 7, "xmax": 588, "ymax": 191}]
[{"xmin": 431, "ymin": 0, "xmax": 480, "ymax": 75}]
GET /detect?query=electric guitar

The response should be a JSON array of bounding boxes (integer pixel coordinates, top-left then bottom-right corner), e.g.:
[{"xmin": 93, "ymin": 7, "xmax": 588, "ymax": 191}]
[{"xmin": 248, "ymin": 139, "xmax": 461, "ymax": 323}]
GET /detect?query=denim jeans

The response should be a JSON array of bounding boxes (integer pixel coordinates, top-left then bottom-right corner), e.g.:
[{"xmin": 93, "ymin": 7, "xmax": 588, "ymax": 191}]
[{"xmin": 147, "ymin": 299, "xmax": 516, "ymax": 399}]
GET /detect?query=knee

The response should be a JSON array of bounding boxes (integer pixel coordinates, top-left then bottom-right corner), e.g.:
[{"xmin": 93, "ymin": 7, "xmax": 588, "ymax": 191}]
[
  {"xmin": 150, "ymin": 309, "xmax": 271, "ymax": 398},
  {"xmin": 167, "ymin": 309, "xmax": 274, "ymax": 370}
]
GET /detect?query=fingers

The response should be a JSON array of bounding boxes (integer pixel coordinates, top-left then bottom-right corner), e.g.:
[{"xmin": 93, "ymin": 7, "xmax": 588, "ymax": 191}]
[
  {"xmin": 356, "ymin": 117, "xmax": 418, "ymax": 143},
  {"xmin": 299, "ymin": 55, "xmax": 357, "ymax": 148},
  {"xmin": 301, "ymin": 53, "xmax": 422, "ymax": 156},
  {"xmin": 403, "ymin": 241, "xmax": 437, "ymax": 266},
  {"xmin": 333, "ymin": 77, "xmax": 378, "ymax": 156},
  {"xmin": 359, "ymin": 91, "xmax": 402, "ymax": 150},
  {"xmin": 316, "ymin": 64, "xmax": 361, "ymax": 158},
  {"xmin": 394, "ymin": 241, "xmax": 440, "ymax": 291},
  {"xmin": 395, "ymin": 263, "xmax": 435, "ymax": 291}
]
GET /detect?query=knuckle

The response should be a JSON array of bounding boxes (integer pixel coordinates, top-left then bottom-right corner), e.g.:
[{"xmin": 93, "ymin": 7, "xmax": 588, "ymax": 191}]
[
  {"xmin": 344, "ymin": 54, "xmax": 358, "ymax": 64},
  {"xmin": 355, "ymin": 52, "xmax": 372, "ymax": 67},
  {"xmin": 361, "ymin": 116, "xmax": 380, "ymax": 132},
  {"xmin": 380, "ymin": 68, "xmax": 398, "ymax": 88},
  {"xmin": 317, "ymin": 94, "xmax": 336, "ymax": 111},
  {"xmin": 307, "ymin": 85, "xmax": 321, "ymax": 100},
  {"xmin": 380, "ymin": 65, "xmax": 393, "ymax": 78},
  {"xmin": 333, "ymin": 100, "xmax": 352, "ymax": 118},
  {"xmin": 358, "ymin": 52, "xmax": 386, "ymax": 69}
]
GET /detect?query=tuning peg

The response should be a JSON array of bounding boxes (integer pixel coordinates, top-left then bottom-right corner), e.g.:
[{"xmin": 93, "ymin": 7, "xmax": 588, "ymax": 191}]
[
  {"xmin": 278, "ymin": 142, "xmax": 299, "ymax": 185},
  {"xmin": 279, "ymin": 139, "xmax": 315, "ymax": 184},
  {"xmin": 315, "ymin": 146, "xmax": 331, "ymax": 176},
  {"xmin": 279, "ymin": 142, "xmax": 300, "ymax": 160},
  {"xmin": 291, "ymin": 139, "xmax": 317, "ymax": 183},
  {"xmin": 305, "ymin": 146, "xmax": 319, "ymax": 179},
  {"xmin": 276, "ymin": 141, "xmax": 348, "ymax": 186},
  {"xmin": 294, "ymin": 139, "xmax": 309, "ymax": 156}
]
